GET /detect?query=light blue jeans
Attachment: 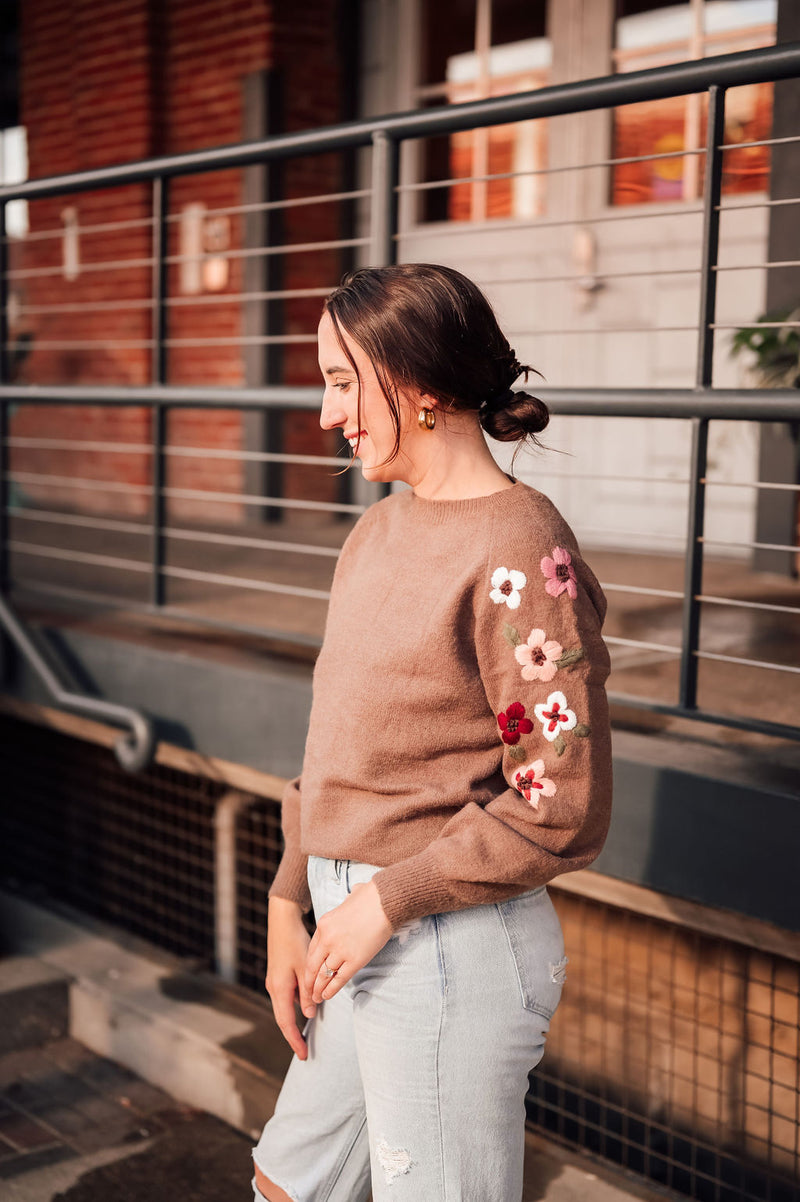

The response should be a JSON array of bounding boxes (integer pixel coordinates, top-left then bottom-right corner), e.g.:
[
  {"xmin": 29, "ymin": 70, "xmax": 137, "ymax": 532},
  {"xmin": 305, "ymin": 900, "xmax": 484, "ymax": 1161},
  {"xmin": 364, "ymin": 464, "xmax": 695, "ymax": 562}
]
[{"xmin": 252, "ymin": 855, "xmax": 567, "ymax": 1202}]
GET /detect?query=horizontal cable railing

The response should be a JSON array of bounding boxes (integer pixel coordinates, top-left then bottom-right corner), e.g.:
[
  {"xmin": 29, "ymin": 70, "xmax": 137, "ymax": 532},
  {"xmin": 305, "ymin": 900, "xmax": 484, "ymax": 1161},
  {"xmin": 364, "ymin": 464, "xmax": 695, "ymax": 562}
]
[{"xmin": 1, "ymin": 40, "xmax": 799, "ymax": 757}]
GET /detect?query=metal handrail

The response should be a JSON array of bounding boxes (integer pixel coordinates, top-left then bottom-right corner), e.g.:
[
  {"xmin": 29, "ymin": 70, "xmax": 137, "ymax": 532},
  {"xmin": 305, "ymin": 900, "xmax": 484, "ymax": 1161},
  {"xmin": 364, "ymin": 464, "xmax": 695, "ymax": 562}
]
[
  {"xmin": 0, "ymin": 383, "xmax": 798, "ymax": 418},
  {"xmin": 0, "ymin": 595, "xmax": 156, "ymax": 771}
]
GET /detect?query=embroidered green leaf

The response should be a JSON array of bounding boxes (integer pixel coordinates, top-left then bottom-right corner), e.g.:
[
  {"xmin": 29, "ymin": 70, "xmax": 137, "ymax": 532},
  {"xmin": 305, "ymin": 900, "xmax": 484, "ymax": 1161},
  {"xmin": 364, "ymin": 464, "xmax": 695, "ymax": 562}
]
[
  {"xmin": 555, "ymin": 646, "xmax": 585, "ymax": 669},
  {"xmin": 503, "ymin": 623, "xmax": 522, "ymax": 647},
  {"xmin": 573, "ymin": 723, "xmax": 591, "ymax": 738},
  {"xmin": 508, "ymin": 744, "xmax": 527, "ymax": 762},
  {"xmin": 553, "ymin": 732, "xmax": 567, "ymax": 757}
]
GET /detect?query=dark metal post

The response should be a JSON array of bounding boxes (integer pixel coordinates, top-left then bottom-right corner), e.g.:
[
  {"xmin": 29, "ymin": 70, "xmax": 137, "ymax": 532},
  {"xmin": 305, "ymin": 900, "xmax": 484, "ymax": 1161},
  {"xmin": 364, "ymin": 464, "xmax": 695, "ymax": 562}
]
[
  {"xmin": 680, "ymin": 86, "xmax": 725, "ymax": 710},
  {"xmin": 151, "ymin": 176, "xmax": 168, "ymax": 607},
  {"xmin": 370, "ymin": 130, "xmax": 399, "ymax": 267},
  {"xmin": 370, "ymin": 132, "xmax": 400, "ymax": 502},
  {"xmin": 679, "ymin": 417, "xmax": 710, "ymax": 711},
  {"xmin": 0, "ymin": 201, "xmax": 10, "ymax": 680},
  {"xmin": 242, "ymin": 69, "xmax": 285, "ymax": 524},
  {"xmin": 695, "ymin": 85, "xmax": 725, "ymax": 391},
  {"xmin": 0, "ymin": 200, "xmax": 9, "ymax": 589}
]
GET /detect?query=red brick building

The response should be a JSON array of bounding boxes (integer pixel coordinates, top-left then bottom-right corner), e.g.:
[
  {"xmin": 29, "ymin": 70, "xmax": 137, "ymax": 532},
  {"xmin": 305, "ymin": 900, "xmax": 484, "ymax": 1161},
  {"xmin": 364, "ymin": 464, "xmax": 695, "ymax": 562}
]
[{"xmin": 8, "ymin": 0, "xmax": 359, "ymax": 518}]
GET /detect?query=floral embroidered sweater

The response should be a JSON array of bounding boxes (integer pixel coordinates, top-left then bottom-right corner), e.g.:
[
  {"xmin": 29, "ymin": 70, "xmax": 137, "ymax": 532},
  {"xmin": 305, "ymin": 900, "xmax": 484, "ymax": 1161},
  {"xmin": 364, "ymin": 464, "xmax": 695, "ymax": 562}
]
[{"xmin": 269, "ymin": 476, "xmax": 613, "ymax": 930}]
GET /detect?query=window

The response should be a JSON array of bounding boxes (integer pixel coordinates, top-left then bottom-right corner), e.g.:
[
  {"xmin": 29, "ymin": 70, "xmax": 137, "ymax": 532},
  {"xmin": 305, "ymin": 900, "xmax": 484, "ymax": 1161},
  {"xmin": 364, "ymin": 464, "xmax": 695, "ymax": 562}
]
[
  {"xmin": 0, "ymin": 124, "xmax": 27, "ymax": 236},
  {"xmin": 414, "ymin": 0, "xmax": 550, "ymax": 223},
  {"xmin": 611, "ymin": 0, "xmax": 777, "ymax": 205}
]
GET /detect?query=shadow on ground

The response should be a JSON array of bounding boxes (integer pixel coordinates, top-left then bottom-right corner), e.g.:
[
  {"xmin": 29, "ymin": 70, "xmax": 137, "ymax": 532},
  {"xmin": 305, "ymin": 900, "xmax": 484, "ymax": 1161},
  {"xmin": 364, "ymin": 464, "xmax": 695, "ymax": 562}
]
[{"xmin": 52, "ymin": 1110, "xmax": 253, "ymax": 1202}]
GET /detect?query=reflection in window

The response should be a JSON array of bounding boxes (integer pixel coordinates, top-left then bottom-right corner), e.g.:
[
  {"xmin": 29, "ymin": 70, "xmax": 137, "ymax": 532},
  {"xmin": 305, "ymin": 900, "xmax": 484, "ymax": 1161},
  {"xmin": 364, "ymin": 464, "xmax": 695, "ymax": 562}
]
[
  {"xmin": 611, "ymin": 0, "xmax": 777, "ymax": 205},
  {"xmin": 415, "ymin": 0, "xmax": 550, "ymax": 223}
]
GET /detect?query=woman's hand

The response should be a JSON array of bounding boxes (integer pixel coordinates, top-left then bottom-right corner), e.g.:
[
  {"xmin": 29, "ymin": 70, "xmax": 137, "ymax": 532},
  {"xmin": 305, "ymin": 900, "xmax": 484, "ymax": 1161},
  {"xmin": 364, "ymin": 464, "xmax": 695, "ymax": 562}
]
[
  {"xmin": 304, "ymin": 880, "xmax": 393, "ymax": 1004},
  {"xmin": 265, "ymin": 896, "xmax": 317, "ymax": 1060}
]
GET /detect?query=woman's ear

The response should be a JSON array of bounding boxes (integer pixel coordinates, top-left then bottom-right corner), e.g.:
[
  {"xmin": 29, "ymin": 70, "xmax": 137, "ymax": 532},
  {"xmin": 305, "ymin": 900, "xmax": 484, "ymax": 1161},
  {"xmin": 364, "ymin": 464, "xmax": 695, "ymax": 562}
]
[{"xmin": 418, "ymin": 390, "xmax": 439, "ymax": 408}]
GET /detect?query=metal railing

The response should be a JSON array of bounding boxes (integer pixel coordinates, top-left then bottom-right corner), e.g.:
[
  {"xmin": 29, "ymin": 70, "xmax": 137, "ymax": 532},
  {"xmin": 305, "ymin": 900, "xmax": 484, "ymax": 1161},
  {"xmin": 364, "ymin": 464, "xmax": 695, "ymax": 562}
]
[{"xmin": 0, "ymin": 42, "xmax": 799, "ymax": 748}]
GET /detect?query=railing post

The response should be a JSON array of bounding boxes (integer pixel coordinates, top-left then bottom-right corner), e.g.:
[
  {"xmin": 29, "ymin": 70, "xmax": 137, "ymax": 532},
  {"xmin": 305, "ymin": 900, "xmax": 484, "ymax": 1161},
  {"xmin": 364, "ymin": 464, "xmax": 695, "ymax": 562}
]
[
  {"xmin": 0, "ymin": 198, "xmax": 8, "ymax": 573},
  {"xmin": 151, "ymin": 176, "xmax": 168, "ymax": 608},
  {"xmin": 695, "ymin": 84, "xmax": 725, "ymax": 390},
  {"xmin": 679, "ymin": 416, "xmax": 710, "ymax": 711},
  {"xmin": 680, "ymin": 85, "xmax": 725, "ymax": 712},
  {"xmin": 0, "ymin": 201, "xmax": 9, "ymax": 682},
  {"xmin": 370, "ymin": 130, "xmax": 399, "ymax": 268},
  {"xmin": 213, "ymin": 789, "xmax": 251, "ymax": 983}
]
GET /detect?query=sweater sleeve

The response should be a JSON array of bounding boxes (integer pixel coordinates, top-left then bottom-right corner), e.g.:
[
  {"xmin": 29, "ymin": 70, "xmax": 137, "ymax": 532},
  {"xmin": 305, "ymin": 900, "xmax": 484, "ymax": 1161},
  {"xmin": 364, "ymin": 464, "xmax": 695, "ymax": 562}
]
[
  {"xmin": 268, "ymin": 775, "xmax": 312, "ymax": 912},
  {"xmin": 372, "ymin": 520, "xmax": 613, "ymax": 929}
]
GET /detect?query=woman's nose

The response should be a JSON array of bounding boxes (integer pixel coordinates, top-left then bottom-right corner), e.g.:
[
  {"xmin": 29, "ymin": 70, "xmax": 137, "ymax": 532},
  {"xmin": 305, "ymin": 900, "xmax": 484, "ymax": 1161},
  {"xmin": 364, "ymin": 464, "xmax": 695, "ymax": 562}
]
[{"xmin": 320, "ymin": 390, "xmax": 346, "ymax": 431}]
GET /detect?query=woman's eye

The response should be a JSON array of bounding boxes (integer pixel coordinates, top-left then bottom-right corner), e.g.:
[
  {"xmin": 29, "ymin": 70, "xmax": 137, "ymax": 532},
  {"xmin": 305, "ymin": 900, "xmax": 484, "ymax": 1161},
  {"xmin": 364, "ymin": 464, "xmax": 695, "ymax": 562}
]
[{"xmin": 334, "ymin": 381, "xmax": 350, "ymax": 392}]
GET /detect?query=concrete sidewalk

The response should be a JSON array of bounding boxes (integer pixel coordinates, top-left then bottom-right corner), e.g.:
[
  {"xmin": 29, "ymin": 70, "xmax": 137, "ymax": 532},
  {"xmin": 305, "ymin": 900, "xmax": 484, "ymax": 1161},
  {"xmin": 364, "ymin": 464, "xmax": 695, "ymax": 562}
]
[
  {"xmin": 0, "ymin": 888, "xmax": 668, "ymax": 1202},
  {"xmin": 0, "ymin": 1032, "xmax": 253, "ymax": 1201}
]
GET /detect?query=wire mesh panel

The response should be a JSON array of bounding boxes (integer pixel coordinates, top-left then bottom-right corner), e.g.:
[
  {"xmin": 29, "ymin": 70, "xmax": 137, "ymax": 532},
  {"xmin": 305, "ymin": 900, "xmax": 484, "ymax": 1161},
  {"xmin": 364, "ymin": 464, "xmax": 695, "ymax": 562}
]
[
  {"xmin": 0, "ymin": 713, "xmax": 219, "ymax": 961},
  {"xmin": 1, "ymin": 714, "xmax": 798, "ymax": 1202},
  {"xmin": 539, "ymin": 889, "xmax": 800, "ymax": 1202},
  {"xmin": 236, "ymin": 794, "xmax": 284, "ymax": 993}
]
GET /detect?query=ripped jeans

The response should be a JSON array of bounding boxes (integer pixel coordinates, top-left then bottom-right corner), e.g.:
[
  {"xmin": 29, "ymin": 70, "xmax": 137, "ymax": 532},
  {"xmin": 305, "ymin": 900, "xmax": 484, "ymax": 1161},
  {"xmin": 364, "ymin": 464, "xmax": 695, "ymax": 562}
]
[{"xmin": 251, "ymin": 856, "xmax": 567, "ymax": 1202}]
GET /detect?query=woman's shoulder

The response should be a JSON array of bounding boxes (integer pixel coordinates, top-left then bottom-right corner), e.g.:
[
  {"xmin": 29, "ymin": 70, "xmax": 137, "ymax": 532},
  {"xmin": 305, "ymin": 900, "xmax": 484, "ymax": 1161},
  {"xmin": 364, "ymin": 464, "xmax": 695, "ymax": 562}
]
[
  {"xmin": 491, "ymin": 480, "xmax": 579, "ymax": 555},
  {"xmin": 487, "ymin": 481, "xmax": 606, "ymax": 624}
]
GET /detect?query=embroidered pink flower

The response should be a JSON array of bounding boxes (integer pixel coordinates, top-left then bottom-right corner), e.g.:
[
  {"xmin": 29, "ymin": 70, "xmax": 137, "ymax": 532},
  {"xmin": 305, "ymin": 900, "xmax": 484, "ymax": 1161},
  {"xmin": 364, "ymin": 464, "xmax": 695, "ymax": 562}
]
[
  {"xmin": 514, "ymin": 759, "xmax": 557, "ymax": 808},
  {"xmin": 497, "ymin": 701, "xmax": 535, "ymax": 746},
  {"xmin": 534, "ymin": 691, "xmax": 577, "ymax": 741},
  {"xmin": 514, "ymin": 628, "xmax": 563, "ymax": 683},
  {"xmin": 490, "ymin": 566, "xmax": 527, "ymax": 610},
  {"xmin": 541, "ymin": 547, "xmax": 578, "ymax": 600}
]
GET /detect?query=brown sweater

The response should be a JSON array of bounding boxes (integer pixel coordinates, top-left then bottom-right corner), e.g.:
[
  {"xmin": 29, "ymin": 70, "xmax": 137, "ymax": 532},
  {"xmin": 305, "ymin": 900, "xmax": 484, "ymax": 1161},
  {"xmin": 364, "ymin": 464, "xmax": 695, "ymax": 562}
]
[{"xmin": 269, "ymin": 477, "xmax": 613, "ymax": 930}]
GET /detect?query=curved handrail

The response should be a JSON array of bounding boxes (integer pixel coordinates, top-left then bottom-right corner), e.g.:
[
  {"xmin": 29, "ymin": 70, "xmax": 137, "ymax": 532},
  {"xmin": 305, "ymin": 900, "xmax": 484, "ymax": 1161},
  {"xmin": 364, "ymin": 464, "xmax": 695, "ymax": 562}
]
[{"xmin": 0, "ymin": 595, "xmax": 156, "ymax": 772}]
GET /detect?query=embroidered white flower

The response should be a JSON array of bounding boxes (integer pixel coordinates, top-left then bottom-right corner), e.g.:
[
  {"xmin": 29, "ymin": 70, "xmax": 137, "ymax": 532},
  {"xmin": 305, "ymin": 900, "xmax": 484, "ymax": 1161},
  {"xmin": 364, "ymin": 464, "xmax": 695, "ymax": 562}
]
[
  {"xmin": 489, "ymin": 567, "xmax": 527, "ymax": 610},
  {"xmin": 533, "ymin": 691, "xmax": 577, "ymax": 741}
]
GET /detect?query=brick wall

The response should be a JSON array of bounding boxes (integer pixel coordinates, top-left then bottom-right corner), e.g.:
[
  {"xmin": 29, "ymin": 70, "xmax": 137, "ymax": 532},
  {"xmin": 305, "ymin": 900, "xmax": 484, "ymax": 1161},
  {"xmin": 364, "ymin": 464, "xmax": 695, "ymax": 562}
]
[{"xmin": 9, "ymin": 0, "xmax": 349, "ymax": 537}]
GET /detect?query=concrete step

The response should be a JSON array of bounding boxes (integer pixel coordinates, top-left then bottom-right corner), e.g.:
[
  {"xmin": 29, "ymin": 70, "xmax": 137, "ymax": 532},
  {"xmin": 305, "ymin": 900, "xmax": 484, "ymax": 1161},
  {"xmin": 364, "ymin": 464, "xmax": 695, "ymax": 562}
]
[
  {"xmin": 0, "ymin": 888, "xmax": 289, "ymax": 1140},
  {"xmin": 0, "ymin": 957, "xmax": 70, "ymax": 1055}
]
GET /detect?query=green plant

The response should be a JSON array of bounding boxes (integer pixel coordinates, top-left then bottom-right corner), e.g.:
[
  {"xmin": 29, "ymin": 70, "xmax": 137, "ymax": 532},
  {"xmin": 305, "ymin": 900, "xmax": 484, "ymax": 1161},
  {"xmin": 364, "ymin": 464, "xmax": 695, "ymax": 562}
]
[{"xmin": 730, "ymin": 305, "xmax": 800, "ymax": 388}]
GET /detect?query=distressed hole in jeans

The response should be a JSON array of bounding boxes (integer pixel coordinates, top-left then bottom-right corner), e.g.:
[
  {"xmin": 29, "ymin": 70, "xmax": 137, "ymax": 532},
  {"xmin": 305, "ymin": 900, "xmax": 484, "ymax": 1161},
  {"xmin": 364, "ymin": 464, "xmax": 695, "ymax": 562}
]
[
  {"xmin": 376, "ymin": 1136, "xmax": 412, "ymax": 1184},
  {"xmin": 550, "ymin": 954, "xmax": 568, "ymax": 985}
]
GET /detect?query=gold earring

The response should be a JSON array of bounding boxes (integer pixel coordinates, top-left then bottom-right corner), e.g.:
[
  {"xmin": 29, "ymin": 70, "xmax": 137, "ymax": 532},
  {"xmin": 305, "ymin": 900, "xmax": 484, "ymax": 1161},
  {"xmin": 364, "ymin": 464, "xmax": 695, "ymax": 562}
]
[{"xmin": 418, "ymin": 406, "xmax": 436, "ymax": 430}]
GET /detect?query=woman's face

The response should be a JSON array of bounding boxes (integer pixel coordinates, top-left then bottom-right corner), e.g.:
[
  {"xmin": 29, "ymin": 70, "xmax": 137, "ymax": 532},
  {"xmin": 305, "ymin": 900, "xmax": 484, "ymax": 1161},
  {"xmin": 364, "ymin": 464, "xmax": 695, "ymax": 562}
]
[{"xmin": 317, "ymin": 311, "xmax": 420, "ymax": 483}]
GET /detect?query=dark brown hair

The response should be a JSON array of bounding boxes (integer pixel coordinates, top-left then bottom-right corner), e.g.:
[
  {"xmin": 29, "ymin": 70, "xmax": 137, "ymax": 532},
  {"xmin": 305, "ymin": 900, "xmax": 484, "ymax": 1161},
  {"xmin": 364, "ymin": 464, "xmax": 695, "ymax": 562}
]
[{"xmin": 323, "ymin": 263, "xmax": 548, "ymax": 471}]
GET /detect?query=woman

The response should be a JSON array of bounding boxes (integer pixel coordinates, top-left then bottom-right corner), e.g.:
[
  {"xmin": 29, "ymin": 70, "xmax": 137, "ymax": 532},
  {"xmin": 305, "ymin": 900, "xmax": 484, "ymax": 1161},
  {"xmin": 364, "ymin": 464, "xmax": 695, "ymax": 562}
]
[{"xmin": 252, "ymin": 263, "xmax": 612, "ymax": 1202}]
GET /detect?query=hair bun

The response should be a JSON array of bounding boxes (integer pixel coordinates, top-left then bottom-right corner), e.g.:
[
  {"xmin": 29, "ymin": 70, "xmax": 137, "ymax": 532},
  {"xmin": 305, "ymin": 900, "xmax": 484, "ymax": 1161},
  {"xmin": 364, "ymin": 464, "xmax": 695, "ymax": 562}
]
[
  {"xmin": 481, "ymin": 388, "xmax": 549, "ymax": 443},
  {"xmin": 483, "ymin": 386, "xmax": 516, "ymax": 413}
]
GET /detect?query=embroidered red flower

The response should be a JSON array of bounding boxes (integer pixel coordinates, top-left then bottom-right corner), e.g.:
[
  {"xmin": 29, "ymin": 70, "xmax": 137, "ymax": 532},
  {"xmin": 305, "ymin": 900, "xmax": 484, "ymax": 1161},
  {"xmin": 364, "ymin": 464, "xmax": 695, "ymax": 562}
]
[
  {"xmin": 514, "ymin": 759, "xmax": 557, "ymax": 807},
  {"xmin": 541, "ymin": 547, "xmax": 578, "ymax": 600},
  {"xmin": 497, "ymin": 701, "xmax": 535, "ymax": 746}
]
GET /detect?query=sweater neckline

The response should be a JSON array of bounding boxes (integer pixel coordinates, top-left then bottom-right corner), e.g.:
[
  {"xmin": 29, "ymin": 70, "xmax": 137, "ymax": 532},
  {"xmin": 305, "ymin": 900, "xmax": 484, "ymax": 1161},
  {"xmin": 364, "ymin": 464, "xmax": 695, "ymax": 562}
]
[{"xmin": 403, "ymin": 475, "xmax": 523, "ymax": 525}]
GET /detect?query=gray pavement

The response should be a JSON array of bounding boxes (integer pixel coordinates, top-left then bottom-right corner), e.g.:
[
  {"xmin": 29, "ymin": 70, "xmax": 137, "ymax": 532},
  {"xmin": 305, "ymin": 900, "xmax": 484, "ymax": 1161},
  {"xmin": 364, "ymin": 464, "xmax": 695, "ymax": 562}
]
[
  {"xmin": 0, "ymin": 1036, "xmax": 652, "ymax": 1202},
  {"xmin": 0, "ymin": 1037, "xmax": 253, "ymax": 1200}
]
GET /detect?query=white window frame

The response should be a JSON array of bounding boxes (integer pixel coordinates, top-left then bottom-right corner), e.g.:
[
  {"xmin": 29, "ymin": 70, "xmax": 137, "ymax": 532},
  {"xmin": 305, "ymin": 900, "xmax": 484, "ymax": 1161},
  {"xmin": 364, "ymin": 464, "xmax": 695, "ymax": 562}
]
[{"xmin": 386, "ymin": 0, "xmax": 777, "ymax": 234}]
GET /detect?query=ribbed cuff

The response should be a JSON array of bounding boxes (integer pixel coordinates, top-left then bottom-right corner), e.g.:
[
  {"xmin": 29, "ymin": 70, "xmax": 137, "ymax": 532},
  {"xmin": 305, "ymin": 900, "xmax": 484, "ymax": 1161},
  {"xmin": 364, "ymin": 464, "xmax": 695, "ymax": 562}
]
[
  {"xmin": 269, "ymin": 847, "xmax": 311, "ymax": 913},
  {"xmin": 371, "ymin": 846, "xmax": 454, "ymax": 929}
]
